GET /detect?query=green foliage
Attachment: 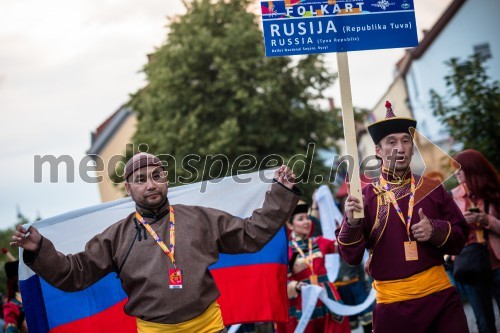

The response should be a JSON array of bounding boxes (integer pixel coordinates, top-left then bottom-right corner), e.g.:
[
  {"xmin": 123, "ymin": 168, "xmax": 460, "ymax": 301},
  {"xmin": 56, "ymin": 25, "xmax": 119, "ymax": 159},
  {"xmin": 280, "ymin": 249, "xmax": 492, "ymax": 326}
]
[
  {"xmin": 128, "ymin": 0, "xmax": 346, "ymax": 197},
  {"xmin": 430, "ymin": 54, "xmax": 500, "ymax": 169},
  {"xmin": 0, "ymin": 211, "xmax": 33, "ymax": 296},
  {"xmin": 442, "ymin": 175, "xmax": 459, "ymax": 191},
  {"xmin": 0, "ymin": 228, "xmax": 16, "ymax": 295}
]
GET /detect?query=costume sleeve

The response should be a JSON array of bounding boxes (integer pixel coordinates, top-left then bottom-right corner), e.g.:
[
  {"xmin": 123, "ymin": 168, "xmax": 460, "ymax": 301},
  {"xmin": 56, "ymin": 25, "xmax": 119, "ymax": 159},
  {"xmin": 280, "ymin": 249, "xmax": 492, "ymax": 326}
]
[
  {"xmin": 335, "ymin": 219, "xmax": 367, "ymax": 265},
  {"xmin": 203, "ymin": 181, "xmax": 301, "ymax": 254},
  {"xmin": 428, "ymin": 186, "xmax": 467, "ymax": 254},
  {"xmin": 335, "ymin": 186, "xmax": 376, "ymax": 265},
  {"xmin": 23, "ymin": 228, "xmax": 116, "ymax": 292},
  {"xmin": 315, "ymin": 236, "xmax": 337, "ymax": 254}
]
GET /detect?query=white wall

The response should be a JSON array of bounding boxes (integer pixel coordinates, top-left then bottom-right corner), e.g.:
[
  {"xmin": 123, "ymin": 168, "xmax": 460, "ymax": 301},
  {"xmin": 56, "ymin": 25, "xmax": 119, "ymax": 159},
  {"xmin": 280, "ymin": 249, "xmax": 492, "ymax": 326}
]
[{"xmin": 406, "ymin": 0, "xmax": 500, "ymax": 142}]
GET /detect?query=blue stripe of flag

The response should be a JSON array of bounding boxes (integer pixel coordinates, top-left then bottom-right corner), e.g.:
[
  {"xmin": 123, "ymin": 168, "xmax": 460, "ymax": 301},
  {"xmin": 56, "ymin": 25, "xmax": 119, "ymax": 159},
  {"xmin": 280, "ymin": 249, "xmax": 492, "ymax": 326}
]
[
  {"xmin": 39, "ymin": 272, "xmax": 127, "ymax": 329},
  {"xmin": 20, "ymin": 274, "xmax": 50, "ymax": 333},
  {"xmin": 210, "ymin": 227, "xmax": 287, "ymax": 269}
]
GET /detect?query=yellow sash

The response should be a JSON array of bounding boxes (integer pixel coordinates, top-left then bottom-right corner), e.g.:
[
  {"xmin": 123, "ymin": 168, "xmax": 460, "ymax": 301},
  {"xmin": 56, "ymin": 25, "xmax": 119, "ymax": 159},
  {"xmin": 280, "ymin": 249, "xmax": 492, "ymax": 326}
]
[
  {"xmin": 373, "ymin": 265, "xmax": 452, "ymax": 304},
  {"xmin": 136, "ymin": 301, "xmax": 224, "ymax": 333}
]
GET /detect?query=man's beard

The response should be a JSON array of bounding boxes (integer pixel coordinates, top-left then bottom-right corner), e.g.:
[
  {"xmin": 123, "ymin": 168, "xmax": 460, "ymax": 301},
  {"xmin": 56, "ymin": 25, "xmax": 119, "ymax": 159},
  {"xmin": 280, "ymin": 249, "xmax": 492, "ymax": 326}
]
[{"xmin": 143, "ymin": 193, "xmax": 166, "ymax": 208}]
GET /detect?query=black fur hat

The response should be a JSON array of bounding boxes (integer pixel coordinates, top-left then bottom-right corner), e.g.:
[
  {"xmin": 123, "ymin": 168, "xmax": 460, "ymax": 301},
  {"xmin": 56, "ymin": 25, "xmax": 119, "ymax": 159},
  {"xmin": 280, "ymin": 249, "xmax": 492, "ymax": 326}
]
[{"xmin": 367, "ymin": 101, "xmax": 417, "ymax": 144}]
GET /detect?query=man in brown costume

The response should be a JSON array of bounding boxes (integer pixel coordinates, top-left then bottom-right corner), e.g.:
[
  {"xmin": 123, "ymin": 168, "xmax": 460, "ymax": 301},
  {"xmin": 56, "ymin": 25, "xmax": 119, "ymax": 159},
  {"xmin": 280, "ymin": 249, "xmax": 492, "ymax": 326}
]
[{"xmin": 11, "ymin": 153, "xmax": 301, "ymax": 332}]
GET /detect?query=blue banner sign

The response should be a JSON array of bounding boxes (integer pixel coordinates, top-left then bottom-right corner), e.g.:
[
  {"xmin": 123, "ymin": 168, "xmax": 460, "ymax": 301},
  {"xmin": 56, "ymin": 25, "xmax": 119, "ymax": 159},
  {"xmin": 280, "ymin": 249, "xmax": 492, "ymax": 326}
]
[{"xmin": 261, "ymin": 0, "xmax": 418, "ymax": 57}]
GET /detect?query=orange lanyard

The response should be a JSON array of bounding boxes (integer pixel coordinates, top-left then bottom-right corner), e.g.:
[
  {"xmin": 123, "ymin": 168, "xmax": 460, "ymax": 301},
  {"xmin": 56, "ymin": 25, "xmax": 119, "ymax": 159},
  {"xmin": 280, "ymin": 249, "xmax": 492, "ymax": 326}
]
[
  {"xmin": 292, "ymin": 238, "xmax": 315, "ymax": 275},
  {"xmin": 135, "ymin": 206, "xmax": 177, "ymax": 267},
  {"xmin": 379, "ymin": 175, "xmax": 416, "ymax": 241}
]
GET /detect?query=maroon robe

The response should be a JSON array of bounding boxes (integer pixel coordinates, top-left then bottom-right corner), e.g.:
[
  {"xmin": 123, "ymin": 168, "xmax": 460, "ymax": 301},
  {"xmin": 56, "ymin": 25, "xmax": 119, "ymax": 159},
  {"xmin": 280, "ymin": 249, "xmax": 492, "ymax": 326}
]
[{"xmin": 335, "ymin": 169, "xmax": 469, "ymax": 333}]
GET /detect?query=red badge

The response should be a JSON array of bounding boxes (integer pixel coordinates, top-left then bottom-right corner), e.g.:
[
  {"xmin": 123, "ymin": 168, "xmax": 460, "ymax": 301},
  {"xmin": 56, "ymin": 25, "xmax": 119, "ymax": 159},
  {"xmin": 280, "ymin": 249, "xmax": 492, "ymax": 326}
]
[{"xmin": 169, "ymin": 268, "xmax": 183, "ymax": 289}]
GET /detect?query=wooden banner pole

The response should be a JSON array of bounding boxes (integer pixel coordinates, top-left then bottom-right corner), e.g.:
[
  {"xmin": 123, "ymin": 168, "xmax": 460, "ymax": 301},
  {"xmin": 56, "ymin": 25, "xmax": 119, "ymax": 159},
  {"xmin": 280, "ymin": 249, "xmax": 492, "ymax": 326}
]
[{"xmin": 336, "ymin": 52, "xmax": 364, "ymax": 219}]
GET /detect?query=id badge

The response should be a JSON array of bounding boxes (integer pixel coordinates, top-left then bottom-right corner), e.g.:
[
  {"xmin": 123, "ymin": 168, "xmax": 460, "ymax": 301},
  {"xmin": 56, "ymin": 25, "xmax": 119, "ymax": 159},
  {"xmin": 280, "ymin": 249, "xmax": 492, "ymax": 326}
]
[
  {"xmin": 169, "ymin": 268, "xmax": 183, "ymax": 289},
  {"xmin": 310, "ymin": 274, "xmax": 318, "ymax": 285},
  {"xmin": 476, "ymin": 230, "xmax": 485, "ymax": 243},
  {"xmin": 404, "ymin": 241, "xmax": 418, "ymax": 261}
]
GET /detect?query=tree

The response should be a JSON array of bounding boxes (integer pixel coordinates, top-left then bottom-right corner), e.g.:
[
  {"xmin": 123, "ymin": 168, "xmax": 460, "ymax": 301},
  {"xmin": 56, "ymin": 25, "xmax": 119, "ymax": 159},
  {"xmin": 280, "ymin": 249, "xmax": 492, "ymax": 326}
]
[
  {"xmin": 128, "ymin": 0, "xmax": 344, "ymax": 196},
  {"xmin": 0, "ymin": 209, "xmax": 41, "ymax": 295},
  {"xmin": 430, "ymin": 54, "xmax": 500, "ymax": 169}
]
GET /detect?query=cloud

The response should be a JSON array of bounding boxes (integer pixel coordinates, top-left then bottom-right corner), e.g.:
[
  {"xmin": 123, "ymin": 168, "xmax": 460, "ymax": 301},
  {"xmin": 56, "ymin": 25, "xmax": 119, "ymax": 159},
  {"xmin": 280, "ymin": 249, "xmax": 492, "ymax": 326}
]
[
  {"xmin": 0, "ymin": 1, "xmax": 190, "ymax": 228},
  {"xmin": 82, "ymin": 0, "xmax": 186, "ymax": 27},
  {"xmin": 0, "ymin": 0, "xmax": 454, "ymax": 229},
  {"xmin": 0, "ymin": 151, "xmax": 101, "ymax": 229}
]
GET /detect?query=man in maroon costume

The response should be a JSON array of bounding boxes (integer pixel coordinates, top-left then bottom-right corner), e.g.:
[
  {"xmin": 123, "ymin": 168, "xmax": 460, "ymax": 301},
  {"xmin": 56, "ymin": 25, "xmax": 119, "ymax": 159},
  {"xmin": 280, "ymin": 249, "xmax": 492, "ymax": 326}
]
[{"xmin": 335, "ymin": 101, "xmax": 469, "ymax": 333}]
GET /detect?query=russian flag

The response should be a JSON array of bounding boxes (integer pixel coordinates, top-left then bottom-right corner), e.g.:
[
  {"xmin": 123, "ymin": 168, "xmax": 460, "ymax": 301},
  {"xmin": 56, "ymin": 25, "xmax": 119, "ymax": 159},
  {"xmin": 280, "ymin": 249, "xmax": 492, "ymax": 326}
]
[{"xmin": 19, "ymin": 169, "xmax": 289, "ymax": 332}]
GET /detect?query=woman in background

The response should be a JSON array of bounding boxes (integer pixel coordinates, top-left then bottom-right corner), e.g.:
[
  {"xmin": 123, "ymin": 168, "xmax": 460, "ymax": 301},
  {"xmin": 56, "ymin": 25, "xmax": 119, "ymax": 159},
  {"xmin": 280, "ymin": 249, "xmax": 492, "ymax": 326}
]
[{"xmin": 452, "ymin": 149, "xmax": 500, "ymax": 333}]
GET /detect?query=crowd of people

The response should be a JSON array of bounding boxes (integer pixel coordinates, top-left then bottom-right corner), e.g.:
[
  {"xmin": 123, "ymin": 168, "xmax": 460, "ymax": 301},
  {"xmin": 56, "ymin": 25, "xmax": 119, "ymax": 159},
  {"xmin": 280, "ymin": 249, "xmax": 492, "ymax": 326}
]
[
  {"xmin": 231, "ymin": 103, "xmax": 499, "ymax": 333},
  {"xmin": 5, "ymin": 101, "xmax": 499, "ymax": 333}
]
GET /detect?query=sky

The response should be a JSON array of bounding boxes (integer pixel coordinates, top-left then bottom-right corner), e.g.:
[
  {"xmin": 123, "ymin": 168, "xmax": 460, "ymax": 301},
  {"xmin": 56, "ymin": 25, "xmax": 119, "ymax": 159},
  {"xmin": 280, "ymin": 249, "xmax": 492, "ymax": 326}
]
[{"xmin": 0, "ymin": 0, "xmax": 453, "ymax": 230}]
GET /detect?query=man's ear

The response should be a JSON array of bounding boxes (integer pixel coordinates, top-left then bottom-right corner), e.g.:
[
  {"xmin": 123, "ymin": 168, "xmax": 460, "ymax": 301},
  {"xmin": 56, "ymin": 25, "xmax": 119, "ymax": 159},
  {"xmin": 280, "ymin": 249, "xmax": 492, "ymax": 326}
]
[
  {"xmin": 375, "ymin": 144, "xmax": 382, "ymax": 159},
  {"xmin": 124, "ymin": 182, "xmax": 132, "ymax": 196}
]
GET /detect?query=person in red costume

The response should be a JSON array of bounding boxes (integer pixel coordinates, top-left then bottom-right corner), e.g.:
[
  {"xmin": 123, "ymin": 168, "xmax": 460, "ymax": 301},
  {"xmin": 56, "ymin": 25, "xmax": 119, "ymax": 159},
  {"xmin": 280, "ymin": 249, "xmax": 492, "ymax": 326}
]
[
  {"xmin": 3, "ymin": 261, "xmax": 28, "ymax": 333},
  {"xmin": 276, "ymin": 201, "xmax": 350, "ymax": 333}
]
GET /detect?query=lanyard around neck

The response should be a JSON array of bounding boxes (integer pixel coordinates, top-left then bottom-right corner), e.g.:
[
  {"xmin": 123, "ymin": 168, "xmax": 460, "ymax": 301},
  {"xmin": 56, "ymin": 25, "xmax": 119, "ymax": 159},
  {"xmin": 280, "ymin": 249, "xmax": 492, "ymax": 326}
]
[
  {"xmin": 292, "ymin": 238, "xmax": 315, "ymax": 275},
  {"xmin": 135, "ymin": 206, "xmax": 176, "ymax": 267},
  {"xmin": 379, "ymin": 174, "xmax": 416, "ymax": 241}
]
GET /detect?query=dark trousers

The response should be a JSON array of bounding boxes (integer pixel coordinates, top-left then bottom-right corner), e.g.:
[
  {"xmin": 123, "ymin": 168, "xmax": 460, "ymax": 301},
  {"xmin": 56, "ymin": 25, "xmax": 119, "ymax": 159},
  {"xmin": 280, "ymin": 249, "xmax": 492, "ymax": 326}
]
[
  {"xmin": 493, "ymin": 268, "xmax": 500, "ymax": 315},
  {"xmin": 462, "ymin": 277, "xmax": 497, "ymax": 333},
  {"xmin": 337, "ymin": 280, "xmax": 374, "ymax": 326}
]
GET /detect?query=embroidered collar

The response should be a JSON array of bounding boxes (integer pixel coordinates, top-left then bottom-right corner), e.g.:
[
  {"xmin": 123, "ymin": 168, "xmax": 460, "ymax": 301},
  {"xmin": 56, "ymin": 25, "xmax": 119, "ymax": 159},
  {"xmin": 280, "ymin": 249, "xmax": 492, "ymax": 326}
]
[
  {"xmin": 381, "ymin": 166, "xmax": 411, "ymax": 184},
  {"xmin": 290, "ymin": 232, "xmax": 310, "ymax": 242}
]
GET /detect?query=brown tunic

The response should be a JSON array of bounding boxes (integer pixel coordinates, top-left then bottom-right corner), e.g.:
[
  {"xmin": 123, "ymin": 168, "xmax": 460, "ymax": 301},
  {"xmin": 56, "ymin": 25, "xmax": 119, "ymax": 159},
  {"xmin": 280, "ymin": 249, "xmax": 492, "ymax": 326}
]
[{"xmin": 24, "ymin": 182, "xmax": 300, "ymax": 324}]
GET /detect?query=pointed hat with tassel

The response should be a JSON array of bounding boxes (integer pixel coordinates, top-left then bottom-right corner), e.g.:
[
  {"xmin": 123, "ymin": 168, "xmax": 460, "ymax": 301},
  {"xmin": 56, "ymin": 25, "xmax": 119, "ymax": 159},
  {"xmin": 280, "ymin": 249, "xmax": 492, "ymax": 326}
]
[{"xmin": 367, "ymin": 101, "xmax": 417, "ymax": 144}]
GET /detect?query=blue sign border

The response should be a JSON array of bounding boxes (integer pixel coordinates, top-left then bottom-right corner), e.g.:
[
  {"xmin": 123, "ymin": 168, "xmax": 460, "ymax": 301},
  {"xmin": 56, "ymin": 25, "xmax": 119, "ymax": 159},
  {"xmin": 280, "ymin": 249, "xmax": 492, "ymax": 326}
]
[{"xmin": 261, "ymin": 0, "xmax": 418, "ymax": 57}]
